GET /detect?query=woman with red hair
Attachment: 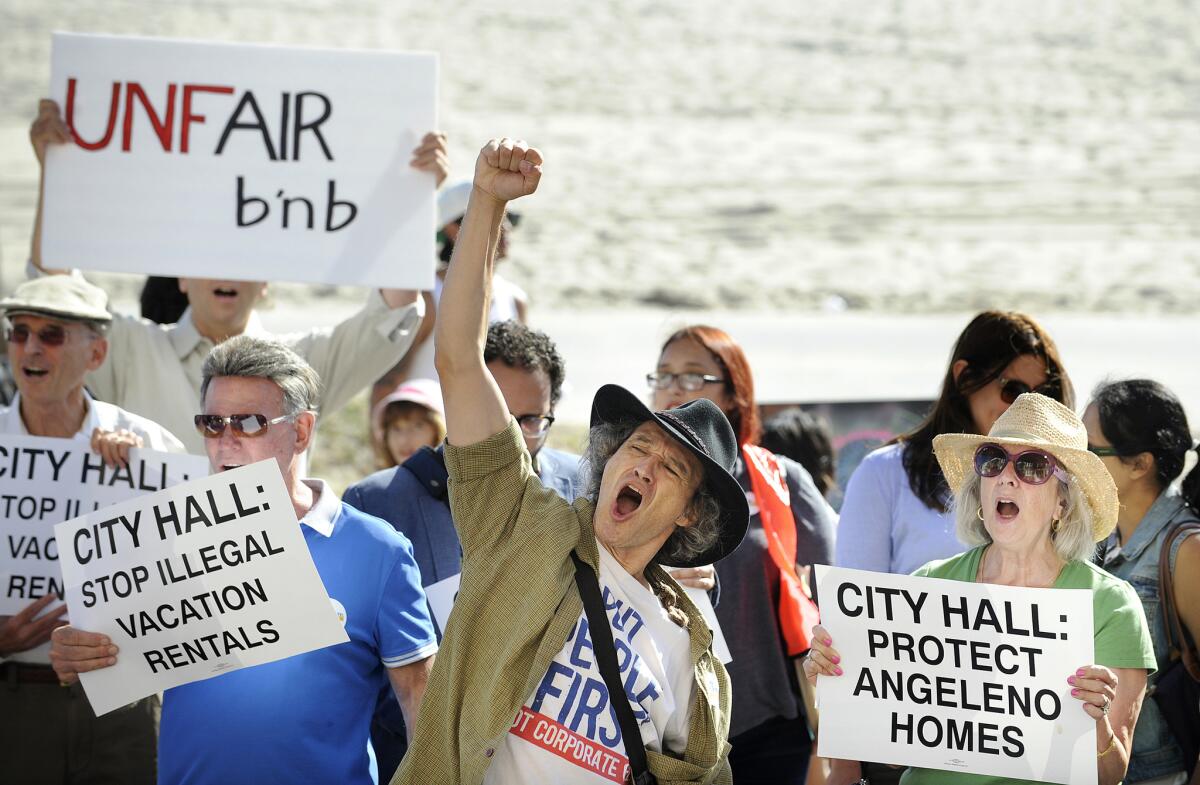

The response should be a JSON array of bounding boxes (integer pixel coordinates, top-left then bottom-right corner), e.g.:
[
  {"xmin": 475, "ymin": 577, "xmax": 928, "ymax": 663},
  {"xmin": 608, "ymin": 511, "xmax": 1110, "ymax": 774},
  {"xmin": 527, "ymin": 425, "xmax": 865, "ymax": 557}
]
[{"xmin": 651, "ymin": 325, "xmax": 837, "ymax": 785}]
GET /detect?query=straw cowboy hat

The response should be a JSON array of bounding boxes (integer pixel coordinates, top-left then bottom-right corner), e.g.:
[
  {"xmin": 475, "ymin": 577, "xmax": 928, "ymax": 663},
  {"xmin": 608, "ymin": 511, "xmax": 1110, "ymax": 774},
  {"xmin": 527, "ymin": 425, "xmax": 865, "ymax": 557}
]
[{"xmin": 932, "ymin": 392, "xmax": 1118, "ymax": 542}]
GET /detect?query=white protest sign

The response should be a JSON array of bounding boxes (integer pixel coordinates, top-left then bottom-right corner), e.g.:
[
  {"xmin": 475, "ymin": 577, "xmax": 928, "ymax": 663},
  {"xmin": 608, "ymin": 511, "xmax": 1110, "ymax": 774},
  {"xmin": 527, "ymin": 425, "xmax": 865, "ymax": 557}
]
[
  {"xmin": 425, "ymin": 572, "xmax": 459, "ymax": 638},
  {"xmin": 55, "ymin": 460, "xmax": 348, "ymax": 715},
  {"xmin": 42, "ymin": 32, "xmax": 437, "ymax": 289},
  {"xmin": 814, "ymin": 565, "xmax": 1096, "ymax": 785},
  {"xmin": 0, "ymin": 435, "xmax": 208, "ymax": 615},
  {"xmin": 682, "ymin": 585, "xmax": 732, "ymax": 664}
]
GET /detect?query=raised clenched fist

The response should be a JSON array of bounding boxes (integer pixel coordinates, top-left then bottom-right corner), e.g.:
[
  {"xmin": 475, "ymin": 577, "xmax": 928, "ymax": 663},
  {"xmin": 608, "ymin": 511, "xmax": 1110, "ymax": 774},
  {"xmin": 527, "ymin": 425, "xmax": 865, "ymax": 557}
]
[{"xmin": 472, "ymin": 138, "xmax": 543, "ymax": 204}]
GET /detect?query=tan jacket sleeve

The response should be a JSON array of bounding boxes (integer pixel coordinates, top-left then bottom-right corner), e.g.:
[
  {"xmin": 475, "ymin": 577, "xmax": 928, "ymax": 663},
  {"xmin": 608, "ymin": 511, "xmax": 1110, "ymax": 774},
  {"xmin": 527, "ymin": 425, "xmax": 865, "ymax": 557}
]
[{"xmin": 281, "ymin": 290, "xmax": 424, "ymax": 416}]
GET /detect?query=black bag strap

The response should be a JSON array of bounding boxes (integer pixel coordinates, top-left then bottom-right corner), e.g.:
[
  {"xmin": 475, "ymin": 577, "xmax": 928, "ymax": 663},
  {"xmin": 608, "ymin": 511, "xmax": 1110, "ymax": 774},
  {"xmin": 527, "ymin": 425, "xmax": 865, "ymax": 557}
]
[
  {"xmin": 1158, "ymin": 521, "xmax": 1200, "ymax": 681},
  {"xmin": 570, "ymin": 551, "xmax": 656, "ymax": 785}
]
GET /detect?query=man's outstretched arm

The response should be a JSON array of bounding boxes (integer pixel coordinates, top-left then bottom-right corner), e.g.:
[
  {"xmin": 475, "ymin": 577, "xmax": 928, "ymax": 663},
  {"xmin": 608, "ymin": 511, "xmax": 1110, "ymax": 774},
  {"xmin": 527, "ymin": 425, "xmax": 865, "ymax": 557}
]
[{"xmin": 435, "ymin": 138, "xmax": 542, "ymax": 447}]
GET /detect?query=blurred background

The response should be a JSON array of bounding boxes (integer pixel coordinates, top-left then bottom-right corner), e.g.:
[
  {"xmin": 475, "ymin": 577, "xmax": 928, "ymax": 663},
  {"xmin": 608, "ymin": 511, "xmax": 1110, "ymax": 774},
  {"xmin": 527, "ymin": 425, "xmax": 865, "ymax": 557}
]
[{"xmin": 2, "ymin": 0, "xmax": 1198, "ymax": 490}]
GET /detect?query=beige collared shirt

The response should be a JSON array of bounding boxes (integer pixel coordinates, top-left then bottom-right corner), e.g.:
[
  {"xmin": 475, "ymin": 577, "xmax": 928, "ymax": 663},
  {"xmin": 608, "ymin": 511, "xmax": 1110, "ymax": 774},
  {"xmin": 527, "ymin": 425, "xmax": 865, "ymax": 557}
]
[{"xmin": 84, "ymin": 292, "xmax": 422, "ymax": 453}]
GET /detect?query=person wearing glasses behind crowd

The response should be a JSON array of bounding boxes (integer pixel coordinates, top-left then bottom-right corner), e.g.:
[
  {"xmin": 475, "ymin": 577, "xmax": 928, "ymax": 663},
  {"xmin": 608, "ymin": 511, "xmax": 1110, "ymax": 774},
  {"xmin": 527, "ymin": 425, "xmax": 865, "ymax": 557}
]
[
  {"xmin": 50, "ymin": 335, "xmax": 438, "ymax": 785},
  {"xmin": 806, "ymin": 393, "xmax": 1157, "ymax": 785},
  {"xmin": 345, "ymin": 319, "xmax": 577, "ymax": 780},
  {"xmin": 0, "ymin": 276, "xmax": 185, "ymax": 785},
  {"xmin": 1084, "ymin": 380, "xmax": 1200, "ymax": 785},
  {"xmin": 834, "ymin": 311, "xmax": 1071, "ymax": 784},
  {"xmin": 650, "ymin": 325, "xmax": 837, "ymax": 785}
]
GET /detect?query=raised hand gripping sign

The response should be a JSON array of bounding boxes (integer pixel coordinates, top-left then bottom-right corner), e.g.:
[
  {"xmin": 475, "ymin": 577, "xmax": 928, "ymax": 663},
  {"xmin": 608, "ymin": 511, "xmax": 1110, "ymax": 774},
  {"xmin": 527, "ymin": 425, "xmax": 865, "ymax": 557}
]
[
  {"xmin": 42, "ymin": 32, "xmax": 437, "ymax": 289},
  {"xmin": 814, "ymin": 565, "xmax": 1097, "ymax": 785},
  {"xmin": 0, "ymin": 435, "xmax": 208, "ymax": 615},
  {"xmin": 54, "ymin": 460, "xmax": 348, "ymax": 715}
]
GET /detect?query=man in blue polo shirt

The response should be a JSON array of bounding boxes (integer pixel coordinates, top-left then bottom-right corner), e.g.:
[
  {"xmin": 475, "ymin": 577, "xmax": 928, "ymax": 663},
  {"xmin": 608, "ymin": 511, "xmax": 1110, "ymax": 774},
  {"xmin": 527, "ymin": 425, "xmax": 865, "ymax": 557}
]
[{"xmin": 50, "ymin": 335, "xmax": 437, "ymax": 785}]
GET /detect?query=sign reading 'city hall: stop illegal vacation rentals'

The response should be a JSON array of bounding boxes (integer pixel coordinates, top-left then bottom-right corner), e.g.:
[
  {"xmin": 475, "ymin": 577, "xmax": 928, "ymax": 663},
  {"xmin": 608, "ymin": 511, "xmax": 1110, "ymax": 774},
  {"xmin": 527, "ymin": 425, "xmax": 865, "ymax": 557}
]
[{"xmin": 56, "ymin": 461, "xmax": 347, "ymax": 715}]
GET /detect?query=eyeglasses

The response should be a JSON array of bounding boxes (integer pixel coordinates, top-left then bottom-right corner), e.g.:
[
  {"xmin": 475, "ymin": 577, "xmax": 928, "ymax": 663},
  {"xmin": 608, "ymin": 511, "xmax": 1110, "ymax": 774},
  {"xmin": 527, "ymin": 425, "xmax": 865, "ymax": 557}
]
[
  {"xmin": 973, "ymin": 443, "xmax": 1067, "ymax": 485},
  {"xmin": 998, "ymin": 377, "xmax": 1062, "ymax": 405},
  {"xmin": 6, "ymin": 323, "xmax": 69, "ymax": 347},
  {"xmin": 515, "ymin": 414, "xmax": 554, "ymax": 438},
  {"xmin": 1087, "ymin": 445, "xmax": 1122, "ymax": 458},
  {"xmin": 646, "ymin": 372, "xmax": 726, "ymax": 392},
  {"xmin": 194, "ymin": 413, "xmax": 295, "ymax": 439}
]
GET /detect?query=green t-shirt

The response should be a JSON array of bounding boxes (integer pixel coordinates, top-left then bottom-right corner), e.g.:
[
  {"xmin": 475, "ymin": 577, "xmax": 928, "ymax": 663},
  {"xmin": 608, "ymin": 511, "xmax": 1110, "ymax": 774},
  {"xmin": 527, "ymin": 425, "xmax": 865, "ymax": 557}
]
[{"xmin": 898, "ymin": 546, "xmax": 1156, "ymax": 785}]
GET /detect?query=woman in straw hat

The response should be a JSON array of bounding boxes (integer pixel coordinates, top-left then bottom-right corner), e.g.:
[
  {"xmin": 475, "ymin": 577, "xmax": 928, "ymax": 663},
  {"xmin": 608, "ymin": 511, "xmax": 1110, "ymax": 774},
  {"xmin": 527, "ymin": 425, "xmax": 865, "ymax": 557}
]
[{"xmin": 804, "ymin": 393, "xmax": 1157, "ymax": 785}]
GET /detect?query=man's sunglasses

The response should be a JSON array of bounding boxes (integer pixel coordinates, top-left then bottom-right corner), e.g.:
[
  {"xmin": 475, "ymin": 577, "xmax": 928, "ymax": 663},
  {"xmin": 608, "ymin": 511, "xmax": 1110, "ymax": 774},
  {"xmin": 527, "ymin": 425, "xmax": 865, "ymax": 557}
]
[
  {"xmin": 6, "ymin": 323, "xmax": 70, "ymax": 347},
  {"xmin": 194, "ymin": 413, "xmax": 295, "ymax": 439},
  {"xmin": 998, "ymin": 377, "xmax": 1062, "ymax": 405},
  {"xmin": 973, "ymin": 443, "xmax": 1067, "ymax": 486}
]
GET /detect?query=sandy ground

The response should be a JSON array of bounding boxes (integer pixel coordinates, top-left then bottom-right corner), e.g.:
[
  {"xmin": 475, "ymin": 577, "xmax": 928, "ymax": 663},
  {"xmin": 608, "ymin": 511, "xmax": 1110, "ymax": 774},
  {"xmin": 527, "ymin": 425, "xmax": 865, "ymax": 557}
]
[{"xmin": 1, "ymin": 0, "xmax": 1199, "ymax": 314}]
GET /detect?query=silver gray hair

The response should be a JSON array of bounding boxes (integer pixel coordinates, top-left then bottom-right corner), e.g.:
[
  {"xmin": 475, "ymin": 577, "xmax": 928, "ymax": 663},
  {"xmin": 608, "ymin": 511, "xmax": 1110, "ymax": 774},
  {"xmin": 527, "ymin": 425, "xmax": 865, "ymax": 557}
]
[
  {"xmin": 581, "ymin": 418, "xmax": 723, "ymax": 566},
  {"xmin": 200, "ymin": 335, "xmax": 321, "ymax": 416},
  {"xmin": 954, "ymin": 472, "xmax": 1096, "ymax": 563}
]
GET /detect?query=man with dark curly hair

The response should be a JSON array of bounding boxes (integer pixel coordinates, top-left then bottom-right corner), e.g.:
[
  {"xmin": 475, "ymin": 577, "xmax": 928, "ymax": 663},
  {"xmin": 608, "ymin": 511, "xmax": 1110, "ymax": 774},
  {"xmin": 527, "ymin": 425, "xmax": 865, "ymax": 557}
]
[{"xmin": 482, "ymin": 319, "xmax": 578, "ymax": 498}]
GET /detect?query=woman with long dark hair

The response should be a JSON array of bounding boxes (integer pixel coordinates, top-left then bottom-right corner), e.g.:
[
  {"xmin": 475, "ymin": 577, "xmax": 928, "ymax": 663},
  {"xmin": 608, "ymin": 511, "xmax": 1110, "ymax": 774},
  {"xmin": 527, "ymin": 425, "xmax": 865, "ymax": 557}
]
[
  {"xmin": 832, "ymin": 310, "xmax": 1072, "ymax": 785},
  {"xmin": 650, "ymin": 325, "xmax": 837, "ymax": 785},
  {"xmin": 1085, "ymin": 379, "xmax": 1200, "ymax": 785},
  {"xmin": 837, "ymin": 310, "xmax": 1073, "ymax": 575}
]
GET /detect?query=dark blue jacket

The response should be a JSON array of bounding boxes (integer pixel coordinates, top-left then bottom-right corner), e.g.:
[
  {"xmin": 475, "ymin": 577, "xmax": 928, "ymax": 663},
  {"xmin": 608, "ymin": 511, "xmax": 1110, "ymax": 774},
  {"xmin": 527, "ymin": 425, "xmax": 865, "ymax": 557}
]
[{"xmin": 343, "ymin": 445, "xmax": 583, "ymax": 590}]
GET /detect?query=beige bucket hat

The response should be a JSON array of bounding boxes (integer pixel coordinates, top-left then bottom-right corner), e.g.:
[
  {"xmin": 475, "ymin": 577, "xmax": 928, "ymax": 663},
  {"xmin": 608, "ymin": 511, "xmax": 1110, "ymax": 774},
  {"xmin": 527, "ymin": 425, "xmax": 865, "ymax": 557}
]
[{"xmin": 932, "ymin": 392, "xmax": 1118, "ymax": 542}]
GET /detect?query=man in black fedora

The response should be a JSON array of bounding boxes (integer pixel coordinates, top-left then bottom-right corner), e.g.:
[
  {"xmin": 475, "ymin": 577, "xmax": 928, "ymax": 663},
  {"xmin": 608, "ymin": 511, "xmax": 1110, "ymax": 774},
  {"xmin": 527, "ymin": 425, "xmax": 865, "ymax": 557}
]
[{"xmin": 394, "ymin": 138, "xmax": 746, "ymax": 785}]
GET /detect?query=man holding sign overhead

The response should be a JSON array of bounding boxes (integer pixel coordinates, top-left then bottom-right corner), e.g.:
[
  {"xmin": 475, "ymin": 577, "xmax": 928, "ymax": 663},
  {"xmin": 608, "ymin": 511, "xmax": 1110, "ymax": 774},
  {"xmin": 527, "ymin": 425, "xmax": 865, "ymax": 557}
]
[
  {"xmin": 50, "ymin": 336, "xmax": 437, "ymax": 785},
  {"xmin": 29, "ymin": 39, "xmax": 451, "ymax": 456},
  {"xmin": 0, "ymin": 275, "xmax": 186, "ymax": 785},
  {"xmin": 804, "ymin": 393, "xmax": 1157, "ymax": 785}
]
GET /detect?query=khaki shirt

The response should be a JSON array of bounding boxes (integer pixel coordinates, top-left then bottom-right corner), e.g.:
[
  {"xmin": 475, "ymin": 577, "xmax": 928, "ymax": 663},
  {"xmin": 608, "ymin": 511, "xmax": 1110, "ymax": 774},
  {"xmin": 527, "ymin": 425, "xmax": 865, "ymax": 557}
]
[
  {"xmin": 394, "ymin": 421, "xmax": 732, "ymax": 785},
  {"xmin": 85, "ymin": 292, "xmax": 421, "ymax": 453}
]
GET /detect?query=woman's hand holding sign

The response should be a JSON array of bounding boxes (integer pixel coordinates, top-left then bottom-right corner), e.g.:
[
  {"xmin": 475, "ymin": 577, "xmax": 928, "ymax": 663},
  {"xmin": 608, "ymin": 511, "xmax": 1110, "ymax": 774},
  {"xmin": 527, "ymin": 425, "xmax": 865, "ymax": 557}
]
[
  {"xmin": 801, "ymin": 623, "xmax": 842, "ymax": 683},
  {"xmin": 1069, "ymin": 664, "xmax": 1118, "ymax": 721}
]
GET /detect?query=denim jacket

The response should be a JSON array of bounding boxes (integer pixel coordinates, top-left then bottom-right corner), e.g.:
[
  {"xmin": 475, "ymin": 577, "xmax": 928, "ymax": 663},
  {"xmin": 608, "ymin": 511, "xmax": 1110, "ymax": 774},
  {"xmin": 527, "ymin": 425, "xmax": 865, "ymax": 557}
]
[{"xmin": 1101, "ymin": 486, "xmax": 1199, "ymax": 782}]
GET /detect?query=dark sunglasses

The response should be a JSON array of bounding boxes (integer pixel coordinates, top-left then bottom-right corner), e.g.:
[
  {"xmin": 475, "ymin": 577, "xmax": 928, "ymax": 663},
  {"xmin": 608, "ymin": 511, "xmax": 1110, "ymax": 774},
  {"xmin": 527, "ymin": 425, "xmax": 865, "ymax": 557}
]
[
  {"xmin": 998, "ymin": 377, "xmax": 1062, "ymax": 405},
  {"xmin": 973, "ymin": 443, "xmax": 1067, "ymax": 485},
  {"xmin": 6, "ymin": 323, "xmax": 69, "ymax": 347},
  {"xmin": 194, "ymin": 413, "xmax": 294, "ymax": 439}
]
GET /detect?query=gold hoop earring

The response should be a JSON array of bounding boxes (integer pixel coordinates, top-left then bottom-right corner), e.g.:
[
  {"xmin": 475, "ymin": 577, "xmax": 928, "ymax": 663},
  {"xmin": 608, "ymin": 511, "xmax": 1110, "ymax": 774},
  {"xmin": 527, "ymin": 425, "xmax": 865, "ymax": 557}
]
[
  {"xmin": 1051, "ymin": 518, "xmax": 1061, "ymax": 538},
  {"xmin": 976, "ymin": 506, "xmax": 984, "ymax": 521}
]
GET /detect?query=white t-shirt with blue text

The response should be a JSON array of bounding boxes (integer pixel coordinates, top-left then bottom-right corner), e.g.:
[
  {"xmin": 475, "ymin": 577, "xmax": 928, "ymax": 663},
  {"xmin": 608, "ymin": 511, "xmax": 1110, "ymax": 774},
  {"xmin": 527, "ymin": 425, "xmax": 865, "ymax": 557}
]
[{"xmin": 483, "ymin": 542, "xmax": 695, "ymax": 784}]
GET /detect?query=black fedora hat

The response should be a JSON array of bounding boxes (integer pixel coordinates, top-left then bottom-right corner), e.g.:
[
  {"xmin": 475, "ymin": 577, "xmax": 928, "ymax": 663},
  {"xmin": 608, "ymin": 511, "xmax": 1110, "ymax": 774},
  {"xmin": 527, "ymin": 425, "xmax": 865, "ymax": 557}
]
[{"xmin": 590, "ymin": 384, "xmax": 749, "ymax": 568}]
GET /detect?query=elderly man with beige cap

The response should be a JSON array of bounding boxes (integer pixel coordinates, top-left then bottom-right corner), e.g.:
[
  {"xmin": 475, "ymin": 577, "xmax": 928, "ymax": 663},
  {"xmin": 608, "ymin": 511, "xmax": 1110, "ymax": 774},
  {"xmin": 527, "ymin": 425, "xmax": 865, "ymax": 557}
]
[
  {"xmin": 806, "ymin": 392, "xmax": 1158, "ymax": 785},
  {"xmin": 0, "ymin": 275, "xmax": 183, "ymax": 785}
]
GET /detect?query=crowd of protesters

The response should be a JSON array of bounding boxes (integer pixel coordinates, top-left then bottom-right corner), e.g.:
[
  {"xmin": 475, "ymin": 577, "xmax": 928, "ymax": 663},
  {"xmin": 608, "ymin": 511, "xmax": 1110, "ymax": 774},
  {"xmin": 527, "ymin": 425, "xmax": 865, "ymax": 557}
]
[{"xmin": 0, "ymin": 98, "xmax": 1196, "ymax": 785}]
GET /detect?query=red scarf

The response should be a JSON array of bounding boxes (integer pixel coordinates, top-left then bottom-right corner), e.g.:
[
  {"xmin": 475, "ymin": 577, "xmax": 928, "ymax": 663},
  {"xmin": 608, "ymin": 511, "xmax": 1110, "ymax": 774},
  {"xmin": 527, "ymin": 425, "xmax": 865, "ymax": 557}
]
[{"xmin": 743, "ymin": 444, "xmax": 821, "ymax": 655}]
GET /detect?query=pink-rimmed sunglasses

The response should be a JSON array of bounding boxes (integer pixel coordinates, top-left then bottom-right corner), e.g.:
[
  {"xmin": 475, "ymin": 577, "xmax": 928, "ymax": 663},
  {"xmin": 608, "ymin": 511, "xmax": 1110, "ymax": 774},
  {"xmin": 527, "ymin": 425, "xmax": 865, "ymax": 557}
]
[{"xmin": 973, "ymin": 443, "xmax": 1067, "ymax": 486}]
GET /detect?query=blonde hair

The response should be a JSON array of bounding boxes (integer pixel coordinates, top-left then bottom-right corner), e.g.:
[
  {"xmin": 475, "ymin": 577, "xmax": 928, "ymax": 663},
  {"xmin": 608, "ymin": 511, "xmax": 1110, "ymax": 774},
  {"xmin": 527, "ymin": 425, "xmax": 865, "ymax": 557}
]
[{"xmin": 954, "ymin": 472, "xmax": 1096, "ymax": 563}]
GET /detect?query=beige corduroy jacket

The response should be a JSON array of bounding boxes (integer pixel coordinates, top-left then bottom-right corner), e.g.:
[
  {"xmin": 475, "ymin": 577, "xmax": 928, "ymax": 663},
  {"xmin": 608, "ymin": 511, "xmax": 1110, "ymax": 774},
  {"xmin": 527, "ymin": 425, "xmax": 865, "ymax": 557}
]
[{"xmin": 393, "ymin": 420, "xmax": 733, "ymax": 785}]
